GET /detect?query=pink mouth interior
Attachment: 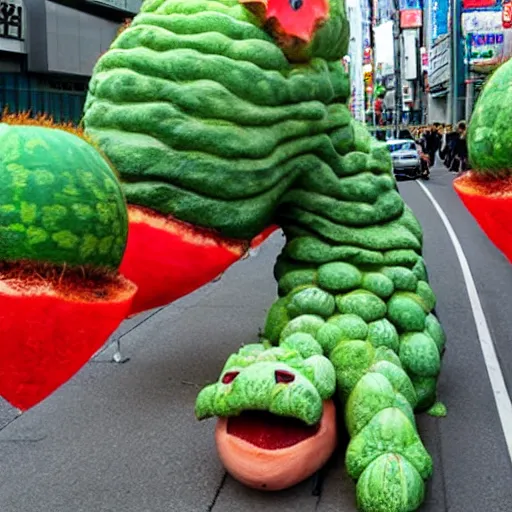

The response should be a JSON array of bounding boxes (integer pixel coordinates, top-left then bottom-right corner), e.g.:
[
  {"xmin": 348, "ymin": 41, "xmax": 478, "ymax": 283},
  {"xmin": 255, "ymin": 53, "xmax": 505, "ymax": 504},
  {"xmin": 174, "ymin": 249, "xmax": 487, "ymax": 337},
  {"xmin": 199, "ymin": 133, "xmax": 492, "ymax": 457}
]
[{"xmin": 227, "ymin": 411, "xmax": 320, "ymax": 450}]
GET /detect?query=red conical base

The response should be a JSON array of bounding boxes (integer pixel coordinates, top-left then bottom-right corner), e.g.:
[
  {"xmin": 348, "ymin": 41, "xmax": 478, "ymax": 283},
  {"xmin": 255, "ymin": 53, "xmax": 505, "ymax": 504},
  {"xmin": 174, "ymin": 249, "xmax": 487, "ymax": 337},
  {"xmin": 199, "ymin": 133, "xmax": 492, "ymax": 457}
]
[
  {"xmin": 454, "ymin": 171, "xmax": 512, "ymax": 263},
  {"xmin": 0, "ymin": 268, "xmax": 136, "ymax": 410}
]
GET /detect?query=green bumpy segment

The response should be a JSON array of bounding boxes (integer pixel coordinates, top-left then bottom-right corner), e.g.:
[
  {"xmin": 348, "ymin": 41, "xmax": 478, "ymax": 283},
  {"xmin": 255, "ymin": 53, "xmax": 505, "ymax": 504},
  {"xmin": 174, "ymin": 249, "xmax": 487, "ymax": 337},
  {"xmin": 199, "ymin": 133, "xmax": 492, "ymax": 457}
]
[
  {"xmin": 0, "ymin": 124, "xmax": 128, "ymax": 269},
  {"xmin": 195, "ymin": 341, "xmax": 336, "ymax": 426},
  {"xmin": 260, "ymin": 154, "xmax": 446, "ymax": 510},
  {"xmin": 82, "ymin": 0, "xmax": 350, "ymax": 239},
  {"xmin": 467, "ymin": 58, "xmax": 512, "ymax": 176},
  {"xmin": 256, "ymin": 129, "xmax": 442, "ymax": 510}
]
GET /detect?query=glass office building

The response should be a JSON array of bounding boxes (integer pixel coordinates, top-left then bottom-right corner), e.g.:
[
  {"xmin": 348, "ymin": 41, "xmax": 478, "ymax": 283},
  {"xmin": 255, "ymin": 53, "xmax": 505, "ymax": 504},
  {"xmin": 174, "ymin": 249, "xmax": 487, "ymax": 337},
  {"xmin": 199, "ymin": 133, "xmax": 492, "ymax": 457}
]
[{"xmin": 0, "ymin": 0, "xmax": 142, "ymax": 123}]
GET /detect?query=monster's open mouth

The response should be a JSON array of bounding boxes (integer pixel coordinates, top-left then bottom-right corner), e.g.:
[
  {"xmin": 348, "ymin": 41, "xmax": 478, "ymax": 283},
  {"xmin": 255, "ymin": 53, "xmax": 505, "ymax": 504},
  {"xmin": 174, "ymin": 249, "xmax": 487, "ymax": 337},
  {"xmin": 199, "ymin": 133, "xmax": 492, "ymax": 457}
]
[
  {"xmin": 226, "ymin": 410, "xmax": 320, "ymax": 449},
  {"xmin": 215, "ymin": 400, "xmax": 336, "ymax": 491}
]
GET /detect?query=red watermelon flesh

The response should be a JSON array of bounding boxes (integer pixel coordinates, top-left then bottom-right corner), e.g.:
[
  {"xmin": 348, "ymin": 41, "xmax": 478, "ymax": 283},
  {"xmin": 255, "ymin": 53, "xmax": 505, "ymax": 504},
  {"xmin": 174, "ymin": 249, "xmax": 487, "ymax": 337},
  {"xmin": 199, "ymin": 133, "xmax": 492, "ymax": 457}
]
[
  {"xmin": 453, "ymin": 171, "xmax": 512, "ymax": 263},
  {"xmin": 239, "ymin": 0, "xmax": 329, "ymax": 42},
  {"xmin": 120, "ymin": 206, "xmax": 278, "ymax": 316},
  {"xmin": 0, "ymin": 262, "xmax": 137, "ymax": 410}
]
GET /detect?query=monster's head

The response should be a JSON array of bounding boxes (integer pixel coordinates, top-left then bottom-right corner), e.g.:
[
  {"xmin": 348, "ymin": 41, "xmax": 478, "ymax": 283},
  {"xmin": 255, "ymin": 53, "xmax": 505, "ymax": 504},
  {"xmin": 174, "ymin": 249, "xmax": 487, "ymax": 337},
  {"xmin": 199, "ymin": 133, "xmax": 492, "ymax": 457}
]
[
  {"xmin": 240, "ymin": 0, "xmax": 349, "ymax": 61},
  {"xmin": 196, "ymin": 340, "xmax": 337, "ymax": 490}
]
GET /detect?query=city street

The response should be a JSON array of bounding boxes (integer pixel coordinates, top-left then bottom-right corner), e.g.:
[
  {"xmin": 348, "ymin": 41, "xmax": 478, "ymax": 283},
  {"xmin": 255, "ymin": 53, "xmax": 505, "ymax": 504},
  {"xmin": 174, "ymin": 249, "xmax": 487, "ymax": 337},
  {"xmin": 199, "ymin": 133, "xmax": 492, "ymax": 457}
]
[{"xmin": 0, "ymin": 166, "xmax": 511, "ymax": 512}]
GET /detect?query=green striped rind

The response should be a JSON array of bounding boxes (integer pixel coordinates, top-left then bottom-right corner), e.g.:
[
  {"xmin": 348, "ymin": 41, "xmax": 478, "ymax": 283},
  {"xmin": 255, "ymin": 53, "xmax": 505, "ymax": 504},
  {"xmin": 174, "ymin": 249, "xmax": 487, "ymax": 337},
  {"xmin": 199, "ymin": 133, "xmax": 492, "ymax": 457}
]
[
  {"xmin": 195, "ymin": 342, "xmax": 336, "ymax": 426},
  {"xmin": 467, "ymin": 58, "xmax": 512, "ymax": 176},
  {"xmin": 0, "ymin": 124, "xmax": 128, "ymax": 269},
  {"xmin": 82, "ymin": 0, "xmax": 350, "ymax": 238}
]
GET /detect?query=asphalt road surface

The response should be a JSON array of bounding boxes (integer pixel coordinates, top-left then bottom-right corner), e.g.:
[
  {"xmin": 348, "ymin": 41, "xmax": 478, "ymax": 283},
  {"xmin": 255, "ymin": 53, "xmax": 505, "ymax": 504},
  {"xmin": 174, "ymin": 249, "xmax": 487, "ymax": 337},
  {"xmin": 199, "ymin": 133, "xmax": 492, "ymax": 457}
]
[{"xmin": 1, "ymin": 166, "xmax": 511, "ymax": 512}]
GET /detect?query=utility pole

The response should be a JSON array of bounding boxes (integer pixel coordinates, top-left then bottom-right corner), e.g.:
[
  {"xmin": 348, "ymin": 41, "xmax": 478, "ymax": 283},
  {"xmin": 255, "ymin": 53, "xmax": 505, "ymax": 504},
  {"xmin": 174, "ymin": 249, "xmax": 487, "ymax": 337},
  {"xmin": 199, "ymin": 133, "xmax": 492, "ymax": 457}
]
[{"xmin": 392, "ymin": 0, "xmax": 402, "ymax": 137}]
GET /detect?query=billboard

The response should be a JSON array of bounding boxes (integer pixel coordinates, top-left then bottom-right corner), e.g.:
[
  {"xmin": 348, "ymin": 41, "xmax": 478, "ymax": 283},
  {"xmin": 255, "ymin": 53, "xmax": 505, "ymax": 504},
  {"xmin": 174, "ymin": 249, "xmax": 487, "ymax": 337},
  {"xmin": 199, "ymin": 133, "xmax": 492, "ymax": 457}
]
[
  {"xmin": 430, "ymin": 0, "xmax": 449, "ymax": 42},
  {"xmin": 428, "ymin": 0, "xmax": 450, "ymax": 93},
  {"xmin": 374, "ymin": 21, "xmax": 395, "ymax": 77},
  {"xmin": 461, "ymin": 8, "xmax": 512, "ymax": 73},
  {"xmin": 429, "ymin": 34, "xmax": 451, "ymax": 92}
]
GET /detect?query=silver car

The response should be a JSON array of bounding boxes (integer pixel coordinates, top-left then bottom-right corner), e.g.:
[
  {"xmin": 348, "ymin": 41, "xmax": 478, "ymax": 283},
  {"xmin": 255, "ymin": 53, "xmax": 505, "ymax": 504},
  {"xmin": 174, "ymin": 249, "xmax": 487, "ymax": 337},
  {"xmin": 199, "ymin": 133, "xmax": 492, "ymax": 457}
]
[{"xmin": 386, "ymin": 139, "xmax": 421, "ymax": 180}]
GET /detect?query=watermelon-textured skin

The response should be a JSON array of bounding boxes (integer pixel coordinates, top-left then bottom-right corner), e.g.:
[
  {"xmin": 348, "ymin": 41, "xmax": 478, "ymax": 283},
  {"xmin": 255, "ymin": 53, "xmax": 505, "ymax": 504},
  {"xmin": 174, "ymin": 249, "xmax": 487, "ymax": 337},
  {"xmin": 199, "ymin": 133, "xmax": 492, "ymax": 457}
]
[
  {"xmin": 0, "ymin": 124, "xmax": 128, "ymax": 269},
  {"xmin": 195, "ymin": 341, "xmax": 336, "ymax": 426},
  {"xmin": 82, "ymin": 0, "xmax": 350, "ymax": 239},
  {"xmin": 468, "ymin": 58, "xmax": 512, "ymax": 177}
]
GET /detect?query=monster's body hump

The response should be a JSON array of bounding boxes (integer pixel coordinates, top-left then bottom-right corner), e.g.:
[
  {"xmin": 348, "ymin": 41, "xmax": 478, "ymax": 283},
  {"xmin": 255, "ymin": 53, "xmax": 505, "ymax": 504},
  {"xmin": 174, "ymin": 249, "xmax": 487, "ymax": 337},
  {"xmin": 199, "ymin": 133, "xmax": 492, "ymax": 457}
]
[{"xmin": 83, "ymin": 0, "xmax": 351, "ymax": 239}]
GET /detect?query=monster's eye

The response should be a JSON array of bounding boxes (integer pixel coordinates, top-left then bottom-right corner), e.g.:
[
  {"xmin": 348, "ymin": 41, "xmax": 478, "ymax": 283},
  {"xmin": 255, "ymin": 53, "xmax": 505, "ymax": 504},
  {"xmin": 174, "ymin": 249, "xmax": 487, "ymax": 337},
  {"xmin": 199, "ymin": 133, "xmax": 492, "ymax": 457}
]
[
  {"xmin": 289, "ymin": 0, "xmax": 303, "ymax": 10},
  {"xmin": 222, "ymin": 371, "xmax": 240, "ymax": 384},
  {"xmin": 275, "ymin": 370, "xmax": 295, "ymax": 384}
]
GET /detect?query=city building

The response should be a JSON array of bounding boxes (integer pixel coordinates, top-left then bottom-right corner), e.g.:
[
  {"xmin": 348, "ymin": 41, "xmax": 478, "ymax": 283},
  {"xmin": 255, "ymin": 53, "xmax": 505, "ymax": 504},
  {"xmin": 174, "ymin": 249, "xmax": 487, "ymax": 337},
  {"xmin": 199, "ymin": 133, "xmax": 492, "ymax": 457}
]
[
  {"xmin": 0, "ymin": 0, "xmax": 142, "ymax": 123},
  {"xmin": 347, "ymin": 0, "xmax": 366, "ymax": 122}
]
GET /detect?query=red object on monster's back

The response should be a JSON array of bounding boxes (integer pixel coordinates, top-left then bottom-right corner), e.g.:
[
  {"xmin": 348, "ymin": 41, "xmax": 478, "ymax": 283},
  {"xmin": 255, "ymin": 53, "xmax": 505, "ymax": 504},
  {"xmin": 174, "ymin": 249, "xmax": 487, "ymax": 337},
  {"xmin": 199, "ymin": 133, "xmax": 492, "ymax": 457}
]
[
  {"xmin": 120, "ymin": 206, "xmax": 278, "ymax": 316},
  {"xmin": 453, "ymin": 171, "xmax": 512, "ymax": 263},
  {"xmin": 266, "ymin": 0, "xmax": 329, "ymax": 42}
]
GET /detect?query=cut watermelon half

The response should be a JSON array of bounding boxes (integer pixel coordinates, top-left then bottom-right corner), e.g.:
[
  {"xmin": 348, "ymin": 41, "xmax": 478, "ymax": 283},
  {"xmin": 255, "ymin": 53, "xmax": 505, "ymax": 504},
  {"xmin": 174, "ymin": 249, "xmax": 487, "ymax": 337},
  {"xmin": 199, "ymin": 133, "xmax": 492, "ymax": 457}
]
[
  {"xmin": 120, "ymin": 206, "xmax": 278, "ymax": 316},
  {"xmin": 453, "ymin": 171, "xmax": 512, "ymax": 263},
  {"xmin": 0, "ymin": 262, "xmax": 137, "ymax": 410}
]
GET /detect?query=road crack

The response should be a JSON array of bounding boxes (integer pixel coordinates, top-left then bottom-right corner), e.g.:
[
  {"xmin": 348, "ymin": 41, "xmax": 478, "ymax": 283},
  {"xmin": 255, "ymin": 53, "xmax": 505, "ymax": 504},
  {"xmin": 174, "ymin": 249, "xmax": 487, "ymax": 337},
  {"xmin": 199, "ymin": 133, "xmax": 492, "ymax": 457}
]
[{"xmin": 207, "ymin": 472, "xmax": 227, "ymax": 512}]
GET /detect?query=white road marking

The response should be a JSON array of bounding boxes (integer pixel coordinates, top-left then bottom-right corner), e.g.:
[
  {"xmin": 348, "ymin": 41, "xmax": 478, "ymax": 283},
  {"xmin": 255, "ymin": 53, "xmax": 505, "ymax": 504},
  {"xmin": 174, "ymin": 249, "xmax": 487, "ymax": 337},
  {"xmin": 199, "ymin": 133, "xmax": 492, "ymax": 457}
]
[{"xmin": 417, "ymin": 180, "xmax": 512, "ymax": 461}]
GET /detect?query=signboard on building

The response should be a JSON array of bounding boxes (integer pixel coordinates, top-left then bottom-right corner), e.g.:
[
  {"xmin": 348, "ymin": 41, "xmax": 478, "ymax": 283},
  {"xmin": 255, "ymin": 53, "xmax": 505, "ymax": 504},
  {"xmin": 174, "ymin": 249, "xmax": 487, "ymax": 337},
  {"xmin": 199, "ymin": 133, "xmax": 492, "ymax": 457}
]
[
  {"xmin": 503, "ymin": 1, "xmax": 512, "ymax": 28},
  {"xmin": 400, "ymin": 9, "xmax": 422, "ymax": 28},
  {"xmin": 462, "ymin": 9, "xmax": 512, "ymax": 73},
  {"xmin": 399, "ymin": 0, "xmax": 422, "ymax": 28},
  {"xmin": 428, "ymin": 34, "xmax": 451, "ymax": 93},
  {"xmin": 463, "ymin": 0, "xmax": 499, "ymax": 9},
  {"xmin": 420, "ymin": 46, "xmax": 429, "ymax": 70},
  {"xmin": 0, "ymin": 0, "xmax": 23, "ymax": 40},
  {"xmin": 430, "ymin": 0, "xmax": 449, "ymax": 42},
  {"xmin": 0, "ymin": 0, "xmax": 25, "ymax": 54}
]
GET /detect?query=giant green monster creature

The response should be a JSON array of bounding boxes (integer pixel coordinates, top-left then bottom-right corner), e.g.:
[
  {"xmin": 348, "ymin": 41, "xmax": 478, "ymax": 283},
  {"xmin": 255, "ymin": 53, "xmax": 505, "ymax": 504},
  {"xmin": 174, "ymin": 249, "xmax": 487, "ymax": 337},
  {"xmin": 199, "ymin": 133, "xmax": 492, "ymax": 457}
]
[
  {"xmin": 80, "ymin": 0, "xmax": 446, "ymax": 510},
  {"xmin": 0, "ymin": 0, "xmax": 447, "ymax": 510}
]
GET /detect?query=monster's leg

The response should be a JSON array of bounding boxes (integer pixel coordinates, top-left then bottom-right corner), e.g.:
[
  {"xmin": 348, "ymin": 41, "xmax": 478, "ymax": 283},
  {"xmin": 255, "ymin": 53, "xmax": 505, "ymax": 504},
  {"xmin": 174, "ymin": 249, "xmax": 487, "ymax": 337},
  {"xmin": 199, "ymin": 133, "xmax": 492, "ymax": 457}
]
[
  {"xmin": 269, "ymin": 257, "xmax": 444, "ymax": 511},
  {"xmin": 264, "ymin": 141, "xmax": 446, "ymax": 511},
  {"xmin": 267, "ymin": 267, "xmax": 444, "ymax": 510}
]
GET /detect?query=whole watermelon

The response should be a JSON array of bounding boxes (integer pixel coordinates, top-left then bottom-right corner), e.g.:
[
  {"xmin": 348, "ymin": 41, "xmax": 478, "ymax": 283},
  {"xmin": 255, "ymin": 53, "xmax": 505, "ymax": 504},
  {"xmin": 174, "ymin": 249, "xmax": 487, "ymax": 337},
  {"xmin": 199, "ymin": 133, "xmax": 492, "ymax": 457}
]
[{"xmin": 0, "ymin": 123, "xmax": 128, "ymax": 269}]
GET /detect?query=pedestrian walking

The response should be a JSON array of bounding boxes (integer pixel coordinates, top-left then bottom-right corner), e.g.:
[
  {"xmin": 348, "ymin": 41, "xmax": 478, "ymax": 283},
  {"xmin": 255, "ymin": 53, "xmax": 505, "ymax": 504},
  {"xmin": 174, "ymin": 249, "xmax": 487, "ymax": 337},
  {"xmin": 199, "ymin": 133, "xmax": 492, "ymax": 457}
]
[
  {"xmin": 451, "ymin": 121, "xmax": 468, "ymax": 174},
  {"xmin": 440, "ymin": 127, "xmax": 458, "ymax": 170},
  {"xmin": 421, "ymin": 123, "xmax": 442, "ymax": 169}
]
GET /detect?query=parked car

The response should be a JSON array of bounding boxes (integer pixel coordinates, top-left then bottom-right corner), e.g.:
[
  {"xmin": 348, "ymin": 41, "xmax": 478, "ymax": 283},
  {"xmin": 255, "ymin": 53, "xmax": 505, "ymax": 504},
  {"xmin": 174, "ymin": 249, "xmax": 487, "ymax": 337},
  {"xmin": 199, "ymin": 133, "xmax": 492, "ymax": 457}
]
[{"xmin": 386, "ymin": 139, "xmax": 422, "ymax": 180}]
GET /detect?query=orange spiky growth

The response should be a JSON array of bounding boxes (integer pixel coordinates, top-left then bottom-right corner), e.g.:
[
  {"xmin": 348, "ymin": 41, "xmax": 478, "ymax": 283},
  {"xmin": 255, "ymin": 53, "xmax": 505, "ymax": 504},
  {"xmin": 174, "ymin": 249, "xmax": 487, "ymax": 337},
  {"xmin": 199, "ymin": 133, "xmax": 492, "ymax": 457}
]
[
  {"xmin": 0, "ymin": 108, "xmax": 123, "ymax": 181},
  {"xmin": 117, "ymin": 18, "xmax": 132, "ymax": 36},
  {"xmin": 1, "ymin": 108, "xmax": 92, "ymax": 144}
]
